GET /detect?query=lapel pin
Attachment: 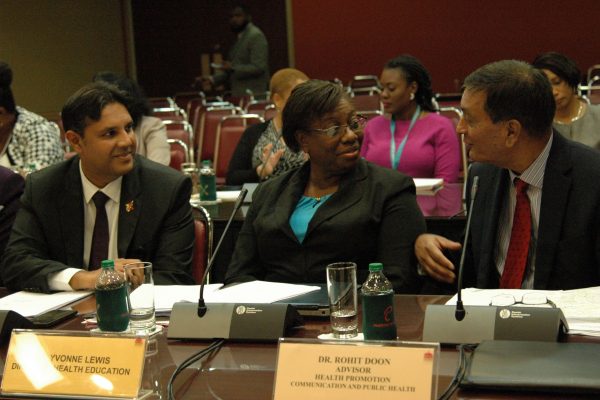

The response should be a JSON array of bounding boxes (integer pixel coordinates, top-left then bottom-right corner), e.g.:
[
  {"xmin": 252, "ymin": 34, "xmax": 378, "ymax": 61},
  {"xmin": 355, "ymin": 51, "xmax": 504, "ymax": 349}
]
[{"xmin": 125, "ymin": 200, "xmax": 135, "ymax": 213}]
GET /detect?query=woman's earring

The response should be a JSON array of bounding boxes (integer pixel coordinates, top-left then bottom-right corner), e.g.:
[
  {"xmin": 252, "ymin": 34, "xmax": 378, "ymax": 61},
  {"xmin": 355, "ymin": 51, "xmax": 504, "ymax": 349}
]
[{"xmin": 410, "ymin": 93, "xmax": 415, "ymax": 101}]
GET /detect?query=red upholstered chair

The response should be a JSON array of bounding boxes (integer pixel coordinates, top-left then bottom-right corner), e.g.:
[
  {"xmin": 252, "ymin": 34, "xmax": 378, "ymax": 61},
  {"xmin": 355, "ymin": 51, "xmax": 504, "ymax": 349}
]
[
  {"xmin": 163, "ymin": 120, "xmax": 194, "ymax": 161},
  {"xmin": 214, "ymin": 114, "xmax": 264, "ymax": 184},
  {"xmin": 152, "ymin": 107, "xmax": 187, "ymax": 122},
  {"xmin": 197, "ymin": 105, "xmax": 238, "ymax": 162},
  {"xmin": 148, "ymin": 97, "xmax": 176, "ymax": 109},
  {"xmin": 244, "ymin": 99, "xmax": 274, "ymax": 118},
  {"xmin": 174, "ymin": 91, "xmax": 203, "ymax": 110},
  {"xmin": 349, "ymin": 87, "xmax": 383, "ymax": 113},
  {"xmin": 192, "ymin": 206, "xmax": 213, "ymax": 284},
  {"xmin": 264, "ymin": 104, "xmax": 277, "ymax": 121},
  {"xmin": 348, "ymin": 75, "xmax": 380, "ymax": 90},
  {"xmin": 167, "ymin": 139, "xmax": 189, "ymax": 171},
  {"xmin": 437, "ymin": 106, "xmax": 467, "ymax": 182}
]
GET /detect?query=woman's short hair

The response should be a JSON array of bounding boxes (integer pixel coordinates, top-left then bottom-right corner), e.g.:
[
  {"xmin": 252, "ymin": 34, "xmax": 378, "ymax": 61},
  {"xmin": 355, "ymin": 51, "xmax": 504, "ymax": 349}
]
[
  {"xmin": 385, "ymin": 54, "xmax": 436, "ymax": 112},
  {"xmin": 532, "ymin": 52, "xmax": 581, "ymax": 90},
  {"xmin": 282, "ymin": 80, "xmax": 347, "ymax": 152},
  {"xmin": 269, "ymin": 68, "xmax": 309, "ymax": 97},
  {"xmin": 0, "ymin": 61, "xmax": 16, "ymax": 113}
]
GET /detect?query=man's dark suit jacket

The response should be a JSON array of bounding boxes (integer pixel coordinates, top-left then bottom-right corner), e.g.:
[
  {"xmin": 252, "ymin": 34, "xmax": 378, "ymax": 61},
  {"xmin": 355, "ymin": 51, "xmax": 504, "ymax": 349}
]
[
  {"xmin": 0, "ymin": 167, "xmax": 24, "ymax": 266},
  {"xmin": 224, "ymin": 158, "xmax": 427, "ymax": 293},
  {"xmin": 1, "ymin": 155, "xmax": 195, "ymax": 292},
  {"xmin": 464, "ymin": 132, "xmax": 600, "ymax": 290}
]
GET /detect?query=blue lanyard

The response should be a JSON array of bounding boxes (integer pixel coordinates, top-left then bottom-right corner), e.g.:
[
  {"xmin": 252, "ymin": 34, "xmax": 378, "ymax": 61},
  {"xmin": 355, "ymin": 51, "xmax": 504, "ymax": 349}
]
[{"xmin": 390, "ymin": 105, "xmax": 421, "ymax": 170}]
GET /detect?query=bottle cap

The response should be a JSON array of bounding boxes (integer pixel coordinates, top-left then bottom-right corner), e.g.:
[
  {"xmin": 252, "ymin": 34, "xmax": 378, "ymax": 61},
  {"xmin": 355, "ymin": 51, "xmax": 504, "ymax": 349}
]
[
  {"xmin": 100, "ymin": 259, "xmax": 115, "ymax": 269},
  {"xmin": 368, "ymin": 262, "xmax": 383, "ymax": 272},
  {"xmin": 202, "ymin": 160, "xmax": 211, "ymax": 166}
]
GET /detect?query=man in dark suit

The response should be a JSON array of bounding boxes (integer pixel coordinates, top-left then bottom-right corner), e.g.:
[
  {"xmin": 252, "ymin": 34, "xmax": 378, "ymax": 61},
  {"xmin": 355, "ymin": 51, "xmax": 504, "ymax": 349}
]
[
  {"xmin": 415, "ymin": 60, "xmax": 600, "ymax": 290},
  {"xmin": 0, "ymin": 166, "xmax": 24, "ymax": 264},
  {"xmin": 1, "ymin": 83, "xmax": 195, "ymax": 292},
  {"xmin": 208, "ymin": 5, "xmax": 269, "ymax": 96}
]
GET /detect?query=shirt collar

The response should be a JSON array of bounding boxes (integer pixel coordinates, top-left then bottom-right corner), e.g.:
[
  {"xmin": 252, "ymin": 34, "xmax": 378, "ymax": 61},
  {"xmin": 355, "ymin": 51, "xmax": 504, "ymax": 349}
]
[
  {"xmin": 509, "ymin": 134, "xmax": 553, "ymax": 189},
  {"xmin": 79, "ymin": 160, "xmax": 123, "ymax": 204}
]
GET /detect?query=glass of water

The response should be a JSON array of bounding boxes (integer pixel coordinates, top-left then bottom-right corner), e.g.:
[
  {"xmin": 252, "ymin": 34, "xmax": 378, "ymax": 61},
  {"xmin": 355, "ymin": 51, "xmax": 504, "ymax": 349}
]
[
  {"xmin": 124, "ymin": 262, "xmax": 156, "ymax": 334},
  {"xmin": 326, "ymin": 262, "xmax": 358, "ymax": 339}
]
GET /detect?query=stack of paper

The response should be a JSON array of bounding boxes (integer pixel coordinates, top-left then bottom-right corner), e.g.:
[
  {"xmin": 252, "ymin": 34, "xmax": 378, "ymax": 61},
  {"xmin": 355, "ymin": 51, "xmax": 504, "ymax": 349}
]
[
  {"xmin": 446, "ymin": 287, "xmax": 600, "ymax": 337},
  {"xmin": 154, "ymin": 281, "xmax": 320, "ymax": 312},
  {"xmin": 0, "ymin": 291, "xmax": 93, "ymax": 317},
  {"xmin": 413, "ymin": 178, "xmax": 444, "ymax": 193}
]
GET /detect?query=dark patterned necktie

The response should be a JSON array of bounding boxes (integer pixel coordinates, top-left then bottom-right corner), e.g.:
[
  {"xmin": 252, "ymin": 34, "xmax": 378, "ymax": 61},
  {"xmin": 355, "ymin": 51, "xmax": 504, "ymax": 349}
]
[
  {"xmin": 89, "ymin": 191, "xmax": 110, "ymax": 270},
  {"xmin": 500, "ymin": 179, "xmax": 531, "ymax": 288}
]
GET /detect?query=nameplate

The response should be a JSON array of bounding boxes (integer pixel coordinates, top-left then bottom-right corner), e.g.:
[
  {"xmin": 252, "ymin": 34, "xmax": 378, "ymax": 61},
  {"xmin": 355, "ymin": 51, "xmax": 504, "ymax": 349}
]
[
  {"xmin": 1, "ymin": 330, "xmax": 148, "ymax": 399},
  {"xmin": 273, "ymin": 339, "xmax": 439, "ymax": 400}
]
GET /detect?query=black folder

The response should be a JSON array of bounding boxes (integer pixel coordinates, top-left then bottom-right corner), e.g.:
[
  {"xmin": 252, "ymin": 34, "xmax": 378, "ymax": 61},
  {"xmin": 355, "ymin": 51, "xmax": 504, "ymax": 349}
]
[{"xmin": 461, "ymin": 340, "xmax": 600, "ymax": 394}]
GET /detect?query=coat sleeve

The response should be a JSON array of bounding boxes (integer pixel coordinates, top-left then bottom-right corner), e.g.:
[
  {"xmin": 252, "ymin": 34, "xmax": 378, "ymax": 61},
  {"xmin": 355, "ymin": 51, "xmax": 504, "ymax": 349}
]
[
  {"xmin": 231, "ymin": 31, "xmax": 269, "ymax": 80},
  {"xmin": 376, "ymin": 177, "xmax": 427, "ymax": 293},
  {"xmin": 149, "ymin": 175, "xmax": 195, "ymax": 285}
]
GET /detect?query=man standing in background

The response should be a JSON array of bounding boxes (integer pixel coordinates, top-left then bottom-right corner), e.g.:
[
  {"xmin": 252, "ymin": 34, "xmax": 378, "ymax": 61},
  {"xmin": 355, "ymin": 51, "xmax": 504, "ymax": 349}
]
[{"xmin": 205, "ymin": 4, "xmax": 269, "ymax": 97}]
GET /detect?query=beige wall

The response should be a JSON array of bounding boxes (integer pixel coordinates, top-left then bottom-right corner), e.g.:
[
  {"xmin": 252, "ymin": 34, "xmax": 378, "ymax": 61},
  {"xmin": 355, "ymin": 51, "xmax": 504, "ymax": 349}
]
[{"xmin": 0, "ymin": 0, "xmax": 130, "ymax": 116}]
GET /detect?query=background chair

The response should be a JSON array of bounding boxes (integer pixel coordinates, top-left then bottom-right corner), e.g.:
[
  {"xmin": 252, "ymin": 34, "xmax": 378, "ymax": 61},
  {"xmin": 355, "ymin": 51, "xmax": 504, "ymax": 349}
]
[
  {"xmin": 163, "ymin": 120, "xmax": 194, "ymax": 161},
  {"xmin": 167, "ymin": 138, "xmax": 189, "ymax": 171},
  {"xmin": 192, "ymin": 205, "xmax": 213, "ymax": 284},
  {"xmin": 148, "ymin": 96, "xmax": 176, "ymax": 109},
  {"xmin": 437, "ymin": 106, "xmax": 468, "ymax": 182},
  {"xmin": 197, "ymin": 105, "xmax": 239, "ymax": 162},
  {"xmin": 349, "ymin": 86, "xmax": 383, "ymax": 114},
  {"xmin": 348, "ymin": 75, "xmax": 380, "ymax": 89},
  {"xmin": 214, "ymin": 114, "xmax": 264, "ymax": 184}
]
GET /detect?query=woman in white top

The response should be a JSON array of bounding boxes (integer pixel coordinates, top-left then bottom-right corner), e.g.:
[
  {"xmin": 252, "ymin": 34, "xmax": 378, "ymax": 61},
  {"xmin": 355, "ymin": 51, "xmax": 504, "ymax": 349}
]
[{"xmin": 533, "ymin": 52, "xmax": 600, "ymax": 150}]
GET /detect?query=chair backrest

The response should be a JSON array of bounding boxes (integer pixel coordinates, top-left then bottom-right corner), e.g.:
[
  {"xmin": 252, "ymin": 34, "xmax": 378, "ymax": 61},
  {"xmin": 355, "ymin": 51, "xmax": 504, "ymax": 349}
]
[
  {"xmin": 214, "ymin": 114, "xmax": 264, "ymax": 182},
  {"xmin": 349, "ymin": 87, "xmax": 383, "ymax": 113},
  {"xmin": 192, "ymin": 206, "xmax": 213, "ymax": 284},
  {"xmin": 348, "ymin": 75, "xmax": 380, "ymax": 89},
  {"xmin": 148, "ymin": 97, "xmax": 176, "ymax": 109},
  {"xmin": 437, "ymin": 106, "xmax": 467, "ymax": 180},
  {"xmin": 198, "ymin": 106, "xmax": 238, "ymax": 162},
  {"xmin": 587, "ymin": 64, "xmax": 600, "ymax": 84},
  {"xmin": 153, "ymin": 107, "xmax": 188, "ymax": 122},
  {"xmin": 163, "ymin": 120, "xmax": 194, "ymax": 161},
  {"xmin": 245, "ymin": 99, "xmax": 274, "ymax": 117},
  {"xmin": 174, "ymin": 91, "xmax": 203, "ymax": 110},
  {"xmin": 167, "ymin": 138, "xmax": 189, "ymax": 171},
  {"xmin": 264, "ymin": 104, "xmax": 277, "ymax": 121}
]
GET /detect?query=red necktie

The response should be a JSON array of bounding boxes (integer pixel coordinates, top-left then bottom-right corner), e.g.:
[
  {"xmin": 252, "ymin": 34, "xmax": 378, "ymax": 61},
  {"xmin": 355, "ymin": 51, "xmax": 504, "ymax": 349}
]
[
  {"xmin": 500, "ymin": 178, "xmax": 531, "ymax": 288},
  {"xmin": 89, "ymin": 191, "xmax": 110, "ymax": 270}
]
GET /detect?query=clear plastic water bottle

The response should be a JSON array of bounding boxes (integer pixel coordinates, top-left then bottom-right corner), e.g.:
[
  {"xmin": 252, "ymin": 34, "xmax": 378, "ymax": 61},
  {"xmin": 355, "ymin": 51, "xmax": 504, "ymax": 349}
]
[
  {"xmin": 361, "ymin": 262, "xmax": 397, "ymax": 340},
  {"xmin": 199, "ymin": 160, "xmax": 217, "ymax": 203},
  {"xmin": 95, "ymin": 259, "xmax": 129, "ymax": 332}
]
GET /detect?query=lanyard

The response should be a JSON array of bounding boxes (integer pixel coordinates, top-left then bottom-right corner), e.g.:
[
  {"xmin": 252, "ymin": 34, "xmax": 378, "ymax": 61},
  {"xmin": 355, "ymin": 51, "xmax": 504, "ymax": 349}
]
[{"xmin": 390, "ymin": 105, "xmax": 421, "ymax": 170}]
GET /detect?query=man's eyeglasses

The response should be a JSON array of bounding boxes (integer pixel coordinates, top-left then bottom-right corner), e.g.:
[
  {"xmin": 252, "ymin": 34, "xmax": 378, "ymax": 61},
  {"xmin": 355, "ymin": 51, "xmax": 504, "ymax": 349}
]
[
  {"xmin": 489, "ymin": 293, "xmax": 556, "ymax": 308},
  {"xmin": 310, "ymin": 115, "xmax": 367, "ymax": 138}
]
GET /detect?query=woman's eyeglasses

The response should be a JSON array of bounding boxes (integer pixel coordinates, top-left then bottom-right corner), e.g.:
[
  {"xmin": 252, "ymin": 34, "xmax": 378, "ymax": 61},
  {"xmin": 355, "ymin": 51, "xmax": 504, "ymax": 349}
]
[
  {"xmin": 310, "ymin": 115, "xmax": 367, "ymax": 138},
  {"xmin": 489, "ymin": 293, "xmax": 556, "ymax": 308}
]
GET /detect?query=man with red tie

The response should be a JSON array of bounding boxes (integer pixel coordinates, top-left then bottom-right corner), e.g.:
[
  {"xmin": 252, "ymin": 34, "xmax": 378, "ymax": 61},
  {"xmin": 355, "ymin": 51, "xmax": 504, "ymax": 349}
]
[
  {"xmin": 1, "ymin": 82, "xmax": 195, "ymax": 292},
  {"xmin": 415, "ymin": 60, "xmax": 600, "ymax": 290}
]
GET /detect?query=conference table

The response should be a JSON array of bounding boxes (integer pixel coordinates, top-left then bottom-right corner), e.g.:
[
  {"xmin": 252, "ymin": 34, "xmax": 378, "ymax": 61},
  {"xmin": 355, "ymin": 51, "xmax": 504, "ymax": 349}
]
[
  {"xmin": 199, "ymin": 184, "xmax": 466, "ymax": 283},
  {"xmin": 15, "ymin": 294, "xmax": 596, "ymax": 400}
]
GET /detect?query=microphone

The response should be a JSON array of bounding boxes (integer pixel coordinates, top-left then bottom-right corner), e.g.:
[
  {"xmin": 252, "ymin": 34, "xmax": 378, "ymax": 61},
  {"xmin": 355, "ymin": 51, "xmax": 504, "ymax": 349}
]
[
  {"xmin": 423, "ymin": 175, "xmax": 568, "ymax": 344},
  {"xmin": 455, "ymin": 176, "xmax": 479, "ymax": 321},
  {"xmin": 168, "ymin": 188, "xmax": 301, "ymax": 342},
  {"xmin": 197, "ymin": 188, "xmax": 248, "ymax": 317}
]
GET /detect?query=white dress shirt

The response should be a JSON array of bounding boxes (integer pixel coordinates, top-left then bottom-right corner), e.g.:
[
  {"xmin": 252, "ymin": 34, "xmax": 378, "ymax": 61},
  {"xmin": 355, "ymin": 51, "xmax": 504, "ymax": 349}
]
[
  {"xmin": 494, "ymin": 135, "xmax": 553, "ymax": 289},
  {"xmin": 47, "ymin": 161, "xmax": 122, "ymax": 291}
]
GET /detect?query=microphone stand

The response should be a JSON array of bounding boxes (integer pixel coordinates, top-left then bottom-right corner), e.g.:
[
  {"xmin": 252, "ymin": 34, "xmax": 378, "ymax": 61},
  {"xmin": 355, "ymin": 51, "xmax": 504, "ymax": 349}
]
[
  {"xmin": 455, "ymin": 176, "xmax": 479, "ymax": 321},
  {"xmin": 198, "ymin": 189, "xmax": 247, "ymax": 317}
]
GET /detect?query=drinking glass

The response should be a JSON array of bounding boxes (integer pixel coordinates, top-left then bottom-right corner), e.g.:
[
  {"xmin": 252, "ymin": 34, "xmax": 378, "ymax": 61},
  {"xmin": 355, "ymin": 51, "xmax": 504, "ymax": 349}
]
[
  {"xmin": 124, "ymin": 262, "xmax": 156, "ymax": 334},
  {"xmin": 326, "ymin": 262, "xmax": 358, "ymax": 339}
]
